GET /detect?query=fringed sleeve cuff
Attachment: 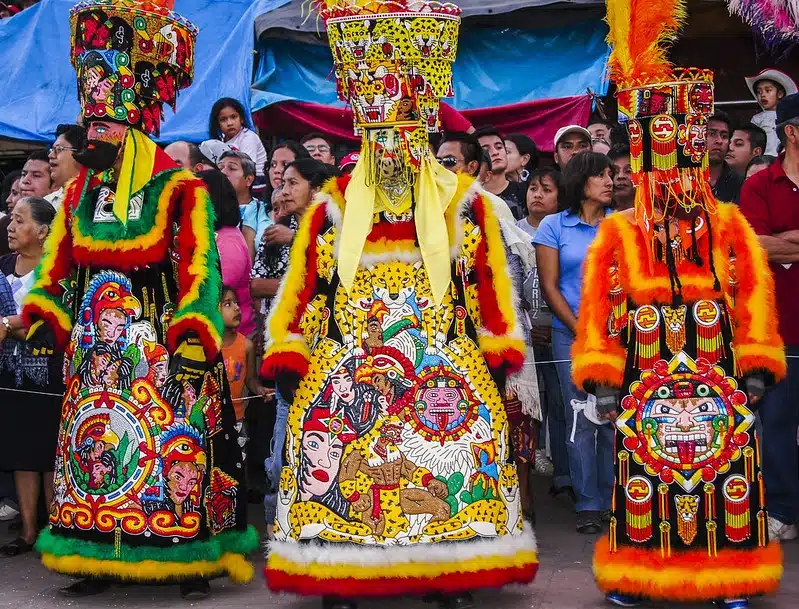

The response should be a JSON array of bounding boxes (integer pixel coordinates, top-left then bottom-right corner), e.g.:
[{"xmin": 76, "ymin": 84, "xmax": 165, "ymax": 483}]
[
  {"xmin": 21, "ymin": 293, "xmax": 72, "ymax": 351},
  {"xmin": 478, "ymin": 333, "xmax": 526, "ymax": 376},
  {"xmin": 734, "ymin": 343, "xmax": 787, "ymax": 383},
  {"xmin": 260, "ymin": 335, "xmax": 311, "ymax": 380},
  {"xmin": 572, "ymin": 351, "xmax": 627, "ymax": 391}
]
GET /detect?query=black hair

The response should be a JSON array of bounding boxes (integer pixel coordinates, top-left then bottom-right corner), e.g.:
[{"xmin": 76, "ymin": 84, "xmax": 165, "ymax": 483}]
[
  {"xmin": 18, "ymin": 196, "xmax": 56, "ymax": 227},
  {"xmin": 197, "ymin": 169, "xmax": 242, "ymax": 230},
  {"xmin": 300, "ymin": 132, "xmax": 335, "ymax": 149},
  {"xmin": 745, "ymin": 154, "xmax": 777, "ymax": 175},
  {"xmin": 209, "ymin": 97, "xmax": 250, "ymax": 140},
  {"xmin": 560, "ymin": 151, "xmax": 613, "ymax": 215},
  {"xmin": 0, "ymin": 169, "xmax": 21, "ymax": 214},
  {"xmin": 609, "ymin": 123, "xmax": 630, "ymax": 147},
  {"xmin": 271, "ymin": 140, "xmax": 310, "ymax": 162},
  {"xmin": 587, "ymin": 116, "xmax": 613, "ymax": 129},
  {"xmin": 480, "ymin": 148, "xmax": 493, "ymax": 173},
  {"xmin": 284, "ymin": 157, "xmax": 340, "ymax": 190},
  {"xmin": 440, "ymin": 131, "xmax": 482, "ymax": 167},
  {"xmin": 220, "ymin": 284, "xmax": 238, "ymax": 301},
  {"xmin": 474, "ymin": 126, "xmax": 505, "ymax": 142},
  {"xmin": 708, "ymin": 110, "xmax": 732, "ymax": 134},
  {"xmin": 187, "ymin": 142, "xmax": 210, "ymax": 167},
  {"xmin": 55, "ymin": 123, "xmax": 87, "ymax": 151},
  {"xmin": 505, "ymin": 133, "xmax": 539, "ymax": 178},
  {"xmin": 527, "ymin": 168, "xmax": 563, "ymax": 210},
  {"xmin": 733, "ymin": 123, "xmax": 768, "ymax": 154},
  {"xmin": 26, "ymin": 149, "xmax": 50, "ymax": 165},
  {"xmin": 607, "ymin": 143, "xmax": 631, "ymax": 162}
]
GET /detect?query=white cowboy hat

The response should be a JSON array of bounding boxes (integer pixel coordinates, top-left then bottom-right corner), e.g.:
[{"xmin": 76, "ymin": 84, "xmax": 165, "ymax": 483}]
[{"xmin": 745, "ymin": 69, "xmax": 798, "ymax": 100}]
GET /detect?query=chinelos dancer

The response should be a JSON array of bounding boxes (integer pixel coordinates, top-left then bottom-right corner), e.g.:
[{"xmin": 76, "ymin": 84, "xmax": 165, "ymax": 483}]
[
  {"xmin": 22, "ymin": 0, "xmax": 257, "ymax": 599},
  {"xmin": 572, "ymin": 1, "xmax": 785, "ymax": 608},
  {"xmin": 260, "ymin": 1, "xmax": 538, "ymax": 608}
]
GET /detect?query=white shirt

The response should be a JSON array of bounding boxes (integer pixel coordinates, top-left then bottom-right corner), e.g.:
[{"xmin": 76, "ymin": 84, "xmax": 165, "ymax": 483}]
[
  {"xmin": 224, "ymin": 127, "xmax": 268, "ymax": 177},
  {"xmin": 44, "ymin": 187, "xmax": 64, "ymax": 211},
  {"xmin": 752, "ymin": 110, "xmax": 780, "ymax": 157}
]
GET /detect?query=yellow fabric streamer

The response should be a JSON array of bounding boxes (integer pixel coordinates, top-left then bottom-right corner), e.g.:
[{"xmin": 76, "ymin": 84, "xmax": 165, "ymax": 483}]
[
  {"xmin": 115, "ymin": 128, "xmax": 157, "ymax": 225},
  {"xmin": 338, "ymin": 153, "xmax": 458, "ymax": 306}
]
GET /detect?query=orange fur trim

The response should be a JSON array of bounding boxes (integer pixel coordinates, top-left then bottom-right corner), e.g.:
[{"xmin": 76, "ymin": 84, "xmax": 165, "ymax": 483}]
[
  {"xmin": 594, "ymin": 539, "xmax": 782, "ymax": 601},
  {"xmin": 572, "ymin": 353, "xmax": 627, "ymax": 389}
]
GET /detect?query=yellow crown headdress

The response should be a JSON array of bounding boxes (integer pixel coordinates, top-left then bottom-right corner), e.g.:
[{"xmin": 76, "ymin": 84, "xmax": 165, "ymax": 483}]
[
  {"xmin": 606, "ymin": 0, "xmax": 716, "ymax": 236},
  {"xmin": 314, "ymin": 1, "xmax": 463, "ymax": 307}
]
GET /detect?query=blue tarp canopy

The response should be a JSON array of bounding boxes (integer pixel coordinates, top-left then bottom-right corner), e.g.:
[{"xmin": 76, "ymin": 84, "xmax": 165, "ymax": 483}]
[
  {"xmin": 0, "ymin": 0, "xmax": 290, "ymax": 143},
  {"xmin": 252, "ymin": 19, "xmax": 610, "ymax": 112}
]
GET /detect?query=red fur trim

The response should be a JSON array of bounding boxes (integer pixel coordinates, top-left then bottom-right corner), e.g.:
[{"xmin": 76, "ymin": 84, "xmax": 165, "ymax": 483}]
[
  {"xmin": 367, "ymin": 220, "xmax": 416, "ymax": 243},
  {"xmin": 335, "ymin": 174, "xmax": 352, "ymax": 196},
  {"xmin": 175, "ymin": 182, "xmax": 201, "ymax": 299},
  {"xmin": 166, "ymin": 316, "xmax": 220, "ymax": 359},
  {"xmin": 21, "ymin": 306, "xmax": 71, "ymax": 352},
  {"xmin": 594, "ymin": 539, "xmax": 782, "ymax": 601},
  {"xmin": 483, "ymin": 347, "xmax": 525, "ymax": 376},
  {"xmin": 260, "ymin": 351, "xmax": 310, "ymax": 381},
  {"xmin": 472, "ymin": 197, "xmax": 508, "ymax": 337},
  {"xmin": 264, "ymin": 564, "xmax": 538, "ymax": 597},
  {"xmin": 288, "ymin": 204, "xmax": 328, "ymax": 333}
]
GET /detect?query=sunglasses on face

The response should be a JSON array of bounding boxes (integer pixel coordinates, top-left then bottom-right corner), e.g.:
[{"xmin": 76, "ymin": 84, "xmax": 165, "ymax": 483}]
[{"xmin": 437, "ymin": 155, "xmax": 460, "ymax": 168}]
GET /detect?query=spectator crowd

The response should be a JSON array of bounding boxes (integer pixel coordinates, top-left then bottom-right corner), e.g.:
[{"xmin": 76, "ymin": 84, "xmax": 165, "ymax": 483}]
[{"xmin": 1, "ymin": 66, "xmax": 799, "ymax": 554}]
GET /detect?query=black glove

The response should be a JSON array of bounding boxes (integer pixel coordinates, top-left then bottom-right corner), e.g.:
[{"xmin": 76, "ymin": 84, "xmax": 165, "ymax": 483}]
[
  {"xmin": 276, "ymin": 374, "xmax": 300, "ymax": 405},
  {"xmin": 744, "ymin": 373, "xmax": 766, "ymax": 403},
  {"xmin": 594, "ymin": 385, "xmax": 620, "ymax": 416},
  {"xmin": 26, "ymin": 320, "xmax": 56, "ymax": 356}
]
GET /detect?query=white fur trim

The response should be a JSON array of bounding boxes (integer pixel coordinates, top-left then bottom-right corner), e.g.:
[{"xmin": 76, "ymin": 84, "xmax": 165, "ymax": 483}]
[
  {"xmin": 359, "ymin": 248, "xmax": 423, "ymax": 267},
  {"xmin": 268, "ymin": 527, "xmax": 537, "ymax": 567},
  {"xmin": 449, "ymin": 180, "xmax": 482, "ymax": 259}
]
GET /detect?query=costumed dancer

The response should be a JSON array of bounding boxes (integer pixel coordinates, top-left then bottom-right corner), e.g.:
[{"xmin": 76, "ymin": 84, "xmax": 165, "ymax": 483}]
[
  {"xmin": 260, "ymin": 1, "xmax": 538, "ymax": 608},
  {"xmin": 21, "ymin": 0, "xmax": 257, "ymax": 599},
  {"xmin": 572, "ymin": 1, "xmax": 786, "ymax": 608}
]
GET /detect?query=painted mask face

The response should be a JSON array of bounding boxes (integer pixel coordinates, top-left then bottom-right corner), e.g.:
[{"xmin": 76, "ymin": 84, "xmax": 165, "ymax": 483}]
[
  {"xmin": 649, "ymin": 397, "xmax": 723, "ymax": 465},
  {"xmin": 167, "ymin": 461, "xmax": 201, "ymax": 504},
  {"xmin": 417, "ymin": 385, "xmax": 467, "ymax": 431},
  {"xmin": 301, "ymin": 431, "xmax": 344, "ymax": 497},
  {"xmin": 330, "ymin": 371, "xmax": 355, "ymax": 402},
  {"xmin": 97, "ymin": 308, "xmax": 127, "ymax": 343}
]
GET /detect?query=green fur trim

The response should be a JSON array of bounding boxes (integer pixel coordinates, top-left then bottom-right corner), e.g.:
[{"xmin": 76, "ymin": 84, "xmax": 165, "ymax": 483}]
[
  {"xmin": 35, "ymin": 525, "xmax": 259, "ymax": 563},
  {"xmin": 72, "ymin": 169, "xmax": 182, "ymax": 242}
]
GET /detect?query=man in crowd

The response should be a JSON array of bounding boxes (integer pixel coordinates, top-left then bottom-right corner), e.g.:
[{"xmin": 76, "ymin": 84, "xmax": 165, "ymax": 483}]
[
  {"xmin": 739, "ymin": 92, "xmax": 799, "ymax": 542},
  {"xmin": 726, "ymin": 123, "xmax": 767, "ymax": 177},
  {"xmin": 163, "ymin": 140, "xmax": 213, "ymax": 172},
  {"xmin": 476, "ymin": 126, "xmax": 526, "ymax": 219},
  {"xmin": 587, "ymin": 117, "xmax": 612, "ymax": 154},
  {"xmin": 553, "ymin": 125, "xmax": 591, "ymax": 170},
  {"xmin": 436, "ymin": 131, "xmax": 481, "ymax": 177},
  {"xmin": 46, "ymin": 123, "xmax": 86, "ymax": 210},
  {"xmin": 708, "ymin": 111, "xmax": 744, "ymax": 202},
  {"xmin": 607, "ymin": 144, "xmax": 634, "ymax": 211},
  {"xmin": 19, "ymin": 150, "xmax": 53, "ymax": 199},
  {"xmin": 301, "ymin": 132, "xmax": 336, "ymax": 165}
]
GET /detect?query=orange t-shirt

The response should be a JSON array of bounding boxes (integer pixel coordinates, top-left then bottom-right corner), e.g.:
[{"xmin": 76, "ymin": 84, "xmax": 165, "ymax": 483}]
[{"xmin": 222, "ymin": 332, "xmax": 247, "ymax": 420}]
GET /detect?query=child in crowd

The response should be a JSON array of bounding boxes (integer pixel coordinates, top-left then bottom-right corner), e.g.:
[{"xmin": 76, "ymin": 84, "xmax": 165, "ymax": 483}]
[
  {"xmin": 220, "ymin": 285, "xmax": 272, "ymax": 427},
  {"xmin": 209, "ymin": 97, "xmax": 269, "ymax": 196},
  {"xmin": 746, "ymin": 69, "xmax": 797, "ymax": 156}
]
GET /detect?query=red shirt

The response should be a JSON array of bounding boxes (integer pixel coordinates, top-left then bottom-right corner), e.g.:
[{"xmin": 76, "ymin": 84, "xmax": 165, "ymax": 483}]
[{"xmin": 740, "ymin": 155, "xmax": 799, "ymax": 345}]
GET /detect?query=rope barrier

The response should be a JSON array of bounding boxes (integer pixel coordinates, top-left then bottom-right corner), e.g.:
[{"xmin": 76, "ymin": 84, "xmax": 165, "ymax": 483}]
[{"xmin": 1, "ymin": 355, "xmax": 794, "ymax": 399}]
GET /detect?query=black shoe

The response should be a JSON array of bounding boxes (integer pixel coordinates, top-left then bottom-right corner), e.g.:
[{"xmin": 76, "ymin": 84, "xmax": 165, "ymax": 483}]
[
  {"xmin": 576, "ymin": 510, "xmax": 601, "ymax": 534},
  {"xmin": 439, "ymin": 592, "xmax": 475, "ymax": 609},
  {"xmin": 549, "ymin": 484, "xmax": 576, "ymax": 503},
  {"xmin": 600, "ymin": 509, "xmax": 612, "ymax": 523},
  {"xmin": 322, "ymin": 597, "xmax": 358, "ymax": 609},
  {"xmin": 180, "ymin": 578, "xmax": 210, "ymax": 601},
  {"xmin": 59, "ymin": 579, "xmax": 110, "ymax": 598}
]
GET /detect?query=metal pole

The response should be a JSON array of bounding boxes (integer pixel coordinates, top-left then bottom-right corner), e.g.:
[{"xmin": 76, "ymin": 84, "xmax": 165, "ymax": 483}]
[{"xmin": 715, "ymin": 100, "xmax": 759, "ymax": 107}]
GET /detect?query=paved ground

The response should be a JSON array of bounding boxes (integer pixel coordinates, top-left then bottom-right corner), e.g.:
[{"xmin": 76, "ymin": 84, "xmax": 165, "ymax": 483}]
[{"xmin": 1, "ymin": 477, "xmax": 797, "ymax": 609}]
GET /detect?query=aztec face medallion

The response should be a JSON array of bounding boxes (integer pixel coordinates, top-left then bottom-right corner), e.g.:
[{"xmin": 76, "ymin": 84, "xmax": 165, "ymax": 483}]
[{"xmin": 617, "ymin": 353, "xmax": 754, "ymax": 493}]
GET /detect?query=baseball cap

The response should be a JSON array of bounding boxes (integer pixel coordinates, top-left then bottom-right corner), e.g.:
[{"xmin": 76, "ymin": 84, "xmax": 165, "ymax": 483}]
[
  {"xmin": 776, "ymin": 93, "xmax": 799, "ymax": 125},
  {"xmin": 199, "ymin": 140, "xmax": 234, "ymax": 166},
  {"xmin": 339, "ymin": 151, "xmax": 360, "ymax": 172},
  {"xmin": 553, "ymin": 125, "xmax": 591, "ymax": 149}
]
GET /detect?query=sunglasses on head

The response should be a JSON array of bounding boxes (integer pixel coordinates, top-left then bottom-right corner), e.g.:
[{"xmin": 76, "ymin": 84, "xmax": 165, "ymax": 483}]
[{"xmin": 437, "ymin": 155, "xmax": 459, "ymax": 168}]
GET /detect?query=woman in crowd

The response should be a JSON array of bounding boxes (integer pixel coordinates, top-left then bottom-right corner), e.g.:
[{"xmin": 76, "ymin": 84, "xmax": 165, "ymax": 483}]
[
  {"xmin": 255, "ymin": 158, "xmax": 337, "ymax": 540},
  {"xmin": 0, "ymin": 170, "xmax": 22, "ymax": 256},
  {"xmin": 0, "ymin": 196, "xmax": 60, "ymax": 556},
  {"xmin": 505, "ymin": 133, "xmax": 538, "ymax": 185},
  {"xmin": 266, "ymin": 141, "xmax": 309, "ymax": 202},
  {"xmin": 517, "ymin": 169, "xmax": 572, "ymax": 496},
  {"xmin": 198, "ymin": 169, "xmax": 254, "ymax": 336},
  {"xmin": 209, "ymin": 97, "xmax": 268, "ymax": 194},
  {"xmin": 533, "ymin": 151, "xmax": 615, "ymax": 534}
]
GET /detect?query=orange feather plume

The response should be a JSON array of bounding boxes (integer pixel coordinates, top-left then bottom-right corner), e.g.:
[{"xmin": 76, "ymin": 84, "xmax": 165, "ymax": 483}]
[{"xmin": 605, "ymin": 0, "xmax": 688, "ymax": 87}]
